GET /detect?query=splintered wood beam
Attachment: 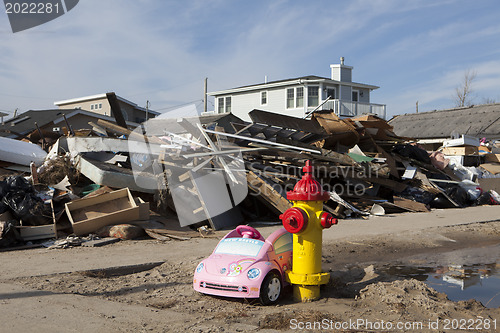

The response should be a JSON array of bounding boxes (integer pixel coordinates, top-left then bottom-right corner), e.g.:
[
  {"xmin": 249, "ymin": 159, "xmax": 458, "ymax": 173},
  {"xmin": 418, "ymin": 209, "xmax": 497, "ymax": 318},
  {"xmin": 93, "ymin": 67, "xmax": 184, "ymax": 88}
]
[
  {"xmin": 247, "ymin": 171, "xmax": 292, "ymax": 213},
  {"xmin": 96, "ymin": 119, "xmax": 164, "ymax": 145}
]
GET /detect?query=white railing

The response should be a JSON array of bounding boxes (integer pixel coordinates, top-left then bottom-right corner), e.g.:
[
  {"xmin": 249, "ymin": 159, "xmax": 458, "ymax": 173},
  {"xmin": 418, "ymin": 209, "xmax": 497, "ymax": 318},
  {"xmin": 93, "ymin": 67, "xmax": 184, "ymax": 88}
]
[{"xmin": 321, "ymin": 100, "xmax": 386, "ymax": 119}]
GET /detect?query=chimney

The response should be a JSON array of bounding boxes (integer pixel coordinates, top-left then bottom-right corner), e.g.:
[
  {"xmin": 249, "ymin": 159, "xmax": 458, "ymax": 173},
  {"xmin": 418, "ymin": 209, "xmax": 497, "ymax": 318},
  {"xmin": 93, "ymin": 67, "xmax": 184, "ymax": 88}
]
[{"xmin": 330, "ymin": 57, "xmax": 353, "ymax": 82}]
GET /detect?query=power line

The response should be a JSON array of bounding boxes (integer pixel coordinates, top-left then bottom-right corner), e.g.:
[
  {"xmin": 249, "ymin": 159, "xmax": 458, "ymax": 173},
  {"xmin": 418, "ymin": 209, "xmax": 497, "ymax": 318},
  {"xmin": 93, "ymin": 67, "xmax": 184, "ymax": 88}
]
[{"xmin": 155, "ymin": 99, "xmax": 203, "ymax": 111}]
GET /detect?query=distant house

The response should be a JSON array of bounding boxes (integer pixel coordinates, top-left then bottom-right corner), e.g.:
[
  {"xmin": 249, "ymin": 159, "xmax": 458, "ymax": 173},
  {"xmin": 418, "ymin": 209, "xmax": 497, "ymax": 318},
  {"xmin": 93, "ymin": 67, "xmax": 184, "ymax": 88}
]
[
  {"xmin": 389, "ymin": 103, "xmax": 500, "ymax": 142},
  {"xmin": 207, "ymin": 58, "xmax": 386, "ymax": 121},
  {"xmin": 54, "ymin": 92, "xmax": 159, "ymax": 123}
]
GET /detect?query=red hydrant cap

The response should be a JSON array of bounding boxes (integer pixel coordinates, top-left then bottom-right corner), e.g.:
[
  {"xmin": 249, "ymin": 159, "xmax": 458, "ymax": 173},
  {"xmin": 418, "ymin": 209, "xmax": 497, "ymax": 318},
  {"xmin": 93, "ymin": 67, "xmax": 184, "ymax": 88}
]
[
  {"xmin": 280, "ymin": 207, "xmax": 308, "ymax": 234},
  {"xmin": 287, "ymin": 160, "xmax": 330, "ymax": 202}
]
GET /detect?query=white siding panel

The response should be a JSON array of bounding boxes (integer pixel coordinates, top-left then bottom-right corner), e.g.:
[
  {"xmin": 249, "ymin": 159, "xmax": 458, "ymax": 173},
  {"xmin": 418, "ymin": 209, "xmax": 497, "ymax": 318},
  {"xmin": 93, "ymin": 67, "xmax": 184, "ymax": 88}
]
[{"xmin": 341, "ymin": 85, "xmax": 352, "ymax": 101}]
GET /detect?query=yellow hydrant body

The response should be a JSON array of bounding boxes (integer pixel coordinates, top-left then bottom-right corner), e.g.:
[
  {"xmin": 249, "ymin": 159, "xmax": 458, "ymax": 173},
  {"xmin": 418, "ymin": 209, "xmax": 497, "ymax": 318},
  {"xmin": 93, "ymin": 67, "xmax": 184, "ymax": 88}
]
[{"xmin": 280, "ymin": 161, "xmax": 337, "ymax": 302}]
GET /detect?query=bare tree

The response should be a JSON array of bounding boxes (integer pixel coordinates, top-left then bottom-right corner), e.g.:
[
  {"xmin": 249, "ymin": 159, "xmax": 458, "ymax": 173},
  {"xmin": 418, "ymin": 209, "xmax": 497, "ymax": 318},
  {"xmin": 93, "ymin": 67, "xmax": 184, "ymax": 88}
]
[
  {"xmin": 481, "ymin": 97, "xmax": 497, "ymax": 104},
  {"xmin": 454, "ymin": 69, "xmax": 477, "ymax": 107}
]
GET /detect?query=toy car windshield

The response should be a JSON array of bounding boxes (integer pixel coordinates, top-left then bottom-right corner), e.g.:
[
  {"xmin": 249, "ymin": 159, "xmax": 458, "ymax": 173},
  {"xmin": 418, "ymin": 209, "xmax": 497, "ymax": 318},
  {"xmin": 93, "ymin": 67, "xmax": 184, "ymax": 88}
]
[{"xmin": 214, "ymin": 238, "xmax": 264, "ymax": 257}]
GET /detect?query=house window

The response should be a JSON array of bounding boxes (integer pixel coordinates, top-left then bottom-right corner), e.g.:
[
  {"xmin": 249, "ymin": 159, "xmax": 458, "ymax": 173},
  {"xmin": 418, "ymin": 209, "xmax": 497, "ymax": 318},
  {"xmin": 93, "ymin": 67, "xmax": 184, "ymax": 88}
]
[
  {"xmin": 296, "ymin": 87, "xmax": 303, "ymax": 107},
  {"xmin": 352, "ymin": 90, "xmax": 359, "ymax": 102},
  {"xmin": 261, "ymin": 91, "xmax": 267, "ymax": 105},
  {"xmin": 286, "ymin": 88, "xmax": 294, "ymax": 108},
  {"xmin": 225, "ymin": 97, "xmax": 231, "ymax": 113},
  {"xmin": 308, "ymin": 86, "xmax": 319, "ymax": 107},
  {"xmin": 90, "ymin": 104, "xmax": 94, "ymax": 110},
  {"xmin": 99, "ymin": 103, "xmax": 102, "ymax": 109},
  {"xmin": 218, "ymin": 97, "xmax": 224, "ymax": 113}
]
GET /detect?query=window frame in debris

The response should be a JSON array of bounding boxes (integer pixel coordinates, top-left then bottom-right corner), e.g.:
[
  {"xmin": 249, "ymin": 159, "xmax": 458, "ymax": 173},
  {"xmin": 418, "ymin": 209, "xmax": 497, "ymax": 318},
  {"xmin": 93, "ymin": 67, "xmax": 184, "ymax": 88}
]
[
  {"xmin": 307, "ymin": 86, "xmax": 319, "ymax": 107},
  {"xmin": 261, "ymin": 91, "xmax": 268, "ymax": 105}
]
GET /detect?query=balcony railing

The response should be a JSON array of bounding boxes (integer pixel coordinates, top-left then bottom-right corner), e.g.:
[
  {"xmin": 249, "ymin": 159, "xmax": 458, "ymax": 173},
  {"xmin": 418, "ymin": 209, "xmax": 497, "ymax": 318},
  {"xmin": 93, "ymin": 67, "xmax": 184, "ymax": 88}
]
[{"xmin": 321, "ymin": 99, "xmax": 386, "ymax": 119}]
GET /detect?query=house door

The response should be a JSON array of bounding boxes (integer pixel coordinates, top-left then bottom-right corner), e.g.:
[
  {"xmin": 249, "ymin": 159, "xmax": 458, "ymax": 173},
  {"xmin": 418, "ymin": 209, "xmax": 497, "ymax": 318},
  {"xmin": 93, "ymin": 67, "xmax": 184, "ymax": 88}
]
[
  {"xmin": 352, "ymin": 90, "xmax": 359, "ymax": 102},
  {"xmin": 326, "ymin": 88, "xmax": 336, "ymax": 99}
]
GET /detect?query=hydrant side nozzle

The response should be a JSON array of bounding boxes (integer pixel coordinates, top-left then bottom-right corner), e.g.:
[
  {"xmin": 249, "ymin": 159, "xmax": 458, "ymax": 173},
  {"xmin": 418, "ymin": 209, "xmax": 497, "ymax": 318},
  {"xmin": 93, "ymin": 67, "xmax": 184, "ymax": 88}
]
[{"xmin": 320, "ymin": 211, "xmax": 337, "ymax": 229}]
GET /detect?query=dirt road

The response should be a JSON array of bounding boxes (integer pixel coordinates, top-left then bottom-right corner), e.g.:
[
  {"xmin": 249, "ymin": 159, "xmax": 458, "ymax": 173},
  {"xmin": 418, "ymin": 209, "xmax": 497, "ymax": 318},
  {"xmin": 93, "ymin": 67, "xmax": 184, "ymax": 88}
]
[{"xmin": 1, "ymin": 206, "xmax": 500, "ymax": 332}]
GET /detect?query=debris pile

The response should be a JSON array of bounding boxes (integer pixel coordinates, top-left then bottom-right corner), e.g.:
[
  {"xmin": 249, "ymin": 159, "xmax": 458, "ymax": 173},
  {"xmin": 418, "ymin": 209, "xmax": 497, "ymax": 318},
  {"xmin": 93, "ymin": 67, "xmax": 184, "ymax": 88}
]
[{"xmin": 1, "ymin": 107, "xmax": 500, "ymax": 249}]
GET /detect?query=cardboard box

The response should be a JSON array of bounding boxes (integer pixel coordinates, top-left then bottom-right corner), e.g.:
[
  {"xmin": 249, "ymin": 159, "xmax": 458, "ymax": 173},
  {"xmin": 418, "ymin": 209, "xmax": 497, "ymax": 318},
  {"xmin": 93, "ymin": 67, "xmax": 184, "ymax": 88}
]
[
  {"xmin": 485, "ymin": 154, "xmax": 500, "ymax": 163},
  {"xmin": 65, "ymin": 188, "xmax": 140, "ymax": 236},
  {"xmin": 442, "ymin": 146, "xmax": 478, "ymax": 156}
]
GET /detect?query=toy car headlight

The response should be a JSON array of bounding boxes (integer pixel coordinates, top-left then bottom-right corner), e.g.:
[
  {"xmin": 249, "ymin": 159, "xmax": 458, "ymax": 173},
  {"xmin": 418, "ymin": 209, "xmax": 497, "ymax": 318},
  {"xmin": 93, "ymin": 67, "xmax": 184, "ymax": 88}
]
[
  {"xmin": 196, "ymin": 262, "xmax": 204, "ymax": 273},
  {"xmin": 247, "ymin": 268, "xmax": 260, "ymax": 280}
]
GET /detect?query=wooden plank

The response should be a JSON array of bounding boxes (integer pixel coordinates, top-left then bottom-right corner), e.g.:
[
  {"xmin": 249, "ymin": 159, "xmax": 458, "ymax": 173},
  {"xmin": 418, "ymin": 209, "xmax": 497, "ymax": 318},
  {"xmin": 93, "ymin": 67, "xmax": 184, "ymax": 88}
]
[
  {"xmin": 442, "ymin": 146, "xmax": 479, "ymax": 156},
  {"xmin": 247, "ymin": 171, "xmax": 292, "ymax": 213},
  {"xmin": 16, "ymin": 224, "xmax": 56, "ymax": 241},
  {"xmin": 106, "ymin": 92, "xmax": 127, "ymax": 128},
  {"xmin": 82, "ymin": 237, "xmax": 120, "ymax": 247},
  {"xmin": 96, "ymin": 119, "xmax": 164, "ymax": 145}
]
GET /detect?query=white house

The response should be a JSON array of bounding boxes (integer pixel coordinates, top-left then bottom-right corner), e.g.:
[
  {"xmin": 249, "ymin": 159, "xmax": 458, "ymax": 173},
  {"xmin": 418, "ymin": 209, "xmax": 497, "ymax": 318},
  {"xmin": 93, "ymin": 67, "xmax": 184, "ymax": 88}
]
[{"xmin": 207, "ymin": 58, "xmax": 386, "ymax": 121}]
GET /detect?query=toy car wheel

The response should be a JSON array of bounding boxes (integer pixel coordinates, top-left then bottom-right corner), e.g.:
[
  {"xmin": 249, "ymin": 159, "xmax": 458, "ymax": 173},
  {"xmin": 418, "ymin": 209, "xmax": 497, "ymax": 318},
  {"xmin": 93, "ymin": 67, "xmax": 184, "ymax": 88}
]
[{"xmin": 259, "ymin": 271, "xmax": 282, "ymax": 305}]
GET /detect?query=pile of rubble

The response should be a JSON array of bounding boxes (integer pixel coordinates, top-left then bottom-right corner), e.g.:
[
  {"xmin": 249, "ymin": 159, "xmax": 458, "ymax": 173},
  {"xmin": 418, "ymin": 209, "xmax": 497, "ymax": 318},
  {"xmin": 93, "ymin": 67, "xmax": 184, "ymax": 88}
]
[{"xmin": 1, "ymin": 108, "xmax": 499, "ymax": 249}]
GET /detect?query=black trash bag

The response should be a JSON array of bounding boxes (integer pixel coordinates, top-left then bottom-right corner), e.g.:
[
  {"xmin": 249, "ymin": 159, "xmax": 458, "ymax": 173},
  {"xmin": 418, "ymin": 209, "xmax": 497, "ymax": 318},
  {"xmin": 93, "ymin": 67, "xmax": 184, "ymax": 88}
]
[
  {"xmin": 0, "ymin": 221, "xmax": 22, "ymax": 248},
  {"xmin": 2, "ymin": 191, "xmax": 50, "ymax": 225},
  {"xmin": 0, "ymin": 201, "xmax": 8, "ymax": 214},
  {"xmin": 5, "ymin": 176, "xmax": 32, "ymax": 193},
  {"xmin": 0, "ymin": 180, "xmax": 8, "ymax": 198},
  {"xmin": 430, "ymin": 185, "xmax": 468, "ymax": 208},
  {"xmin": 397, "ymin": 186, "xmax": 435, "ymax": 205},
  {"xmin": 2, "ymin": 191, "xmax": 35, "ymax": 219},
  {"xmin": 476, "ymin": 192, "xmax": 493, "ymax": 206},
  {"xmin": 393, "ymin": 144, "xmax": 431, "ymax": 164}
]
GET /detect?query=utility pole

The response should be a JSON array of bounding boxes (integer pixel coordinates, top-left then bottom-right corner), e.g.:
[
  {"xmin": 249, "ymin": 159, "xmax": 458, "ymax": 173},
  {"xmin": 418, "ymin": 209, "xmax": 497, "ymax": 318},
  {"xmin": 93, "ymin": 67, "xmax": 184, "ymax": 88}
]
[
  {"xmin": 204, "ymin": 77, "xmax": 208, "ymax": 114},
  {"xmin": 145, "ymin": 100, "xmax": 150, "ymax": 121},
  {"xmin": 416, "ymin": 101, "xmax": 418, "ymax": 113}
]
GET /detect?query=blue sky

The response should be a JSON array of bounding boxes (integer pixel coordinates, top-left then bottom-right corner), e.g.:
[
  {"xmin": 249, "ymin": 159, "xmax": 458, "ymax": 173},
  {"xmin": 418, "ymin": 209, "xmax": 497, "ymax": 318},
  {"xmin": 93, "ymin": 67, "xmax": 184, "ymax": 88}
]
[{"xmin": 1, "ymin": 0, "xmax": 500, "ymax": 119}]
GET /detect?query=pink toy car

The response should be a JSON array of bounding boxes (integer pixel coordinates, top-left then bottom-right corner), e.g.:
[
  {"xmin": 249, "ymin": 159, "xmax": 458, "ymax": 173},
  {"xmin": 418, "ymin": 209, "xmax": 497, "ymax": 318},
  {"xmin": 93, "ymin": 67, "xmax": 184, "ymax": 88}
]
[{"xmin": 193, "ymin": 225, "xmax": 292, "ymax": 305}]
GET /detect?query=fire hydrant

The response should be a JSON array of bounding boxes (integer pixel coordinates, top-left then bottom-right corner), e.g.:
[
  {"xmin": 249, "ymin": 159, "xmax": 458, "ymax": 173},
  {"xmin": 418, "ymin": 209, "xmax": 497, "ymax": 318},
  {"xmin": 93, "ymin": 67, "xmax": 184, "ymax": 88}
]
[{"xmin": 280, "ymin": 160, "xmax": 337, "ymax": 302}]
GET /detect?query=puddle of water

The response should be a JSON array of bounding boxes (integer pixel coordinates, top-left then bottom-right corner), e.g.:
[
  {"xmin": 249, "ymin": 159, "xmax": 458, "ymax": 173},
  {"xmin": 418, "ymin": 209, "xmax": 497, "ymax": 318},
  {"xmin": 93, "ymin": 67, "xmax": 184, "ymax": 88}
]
[
  {"xmin": 383, "ymin": 263, "xmax": 500, "ymax": 308},
  {"xmin": 425, "ymin": 263, "xmax": 500, "ymax": 308}
]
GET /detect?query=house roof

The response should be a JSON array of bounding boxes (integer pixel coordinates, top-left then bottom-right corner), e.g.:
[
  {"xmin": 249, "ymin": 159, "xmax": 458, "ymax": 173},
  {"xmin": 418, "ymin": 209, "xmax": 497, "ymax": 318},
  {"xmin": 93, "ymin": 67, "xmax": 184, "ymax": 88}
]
[
  {"xmin": 54, "ymin": 92, "xmax": 160, "ymax": 115},
  {"xmin": 0, "ymin": 109, "xmax": 141, "ymax": 139},
  {"xmin": 207, "ymin": 75, "xmax": 379, "ymax": 96},
  {"xmin": 0, "ymin": 109, "xmax": 76, "ymax": 138},
  {"xmin": 52, "ymin": 109, "xmax": 140, "ymax": 127},
  {"xmin": 389, "ymin": 103, "xmax": 500, "ymax": 140}
]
